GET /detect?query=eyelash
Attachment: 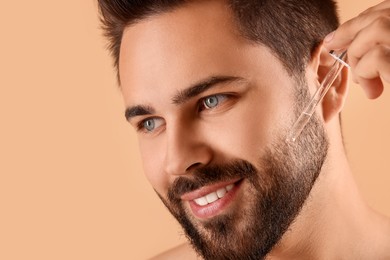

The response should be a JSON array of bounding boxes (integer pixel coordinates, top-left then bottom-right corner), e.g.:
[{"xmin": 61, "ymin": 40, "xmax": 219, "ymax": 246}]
[
  {"xmin": 136, "ymin": 93, "xmax": 232, "ymax": 134},
  {"xmin": 136, "ymin": 117, "xmax": 163, "ymax": 133},
  {"xmin": 198, "ymin": 94, "xmax": 229, "ymax": 112}
]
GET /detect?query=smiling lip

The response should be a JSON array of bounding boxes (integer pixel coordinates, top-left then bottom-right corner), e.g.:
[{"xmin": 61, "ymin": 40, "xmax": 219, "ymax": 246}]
[{"xmin": 181, "ymin": 178, "xmax": 243, "ymax": 219}]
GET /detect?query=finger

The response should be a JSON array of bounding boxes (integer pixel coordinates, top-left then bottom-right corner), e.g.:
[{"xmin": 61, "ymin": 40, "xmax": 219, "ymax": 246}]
[
  {"xmin": 355, "ymin": 45, "xmax": 390, "ymax": 80},
  {"xmin": 324, "ymin": 8, "xmax": 390, "ymax": 51},
  {"xmin": 356, "ymin": 77, "xmax": 384, "ymax": 99},
  {"xmin": 348, "ymin": 15, "xmax": 390, "ymax": 68},
  {"xmin": 354, "ymin": 45, "xmax": 390, "ymax": 99}
]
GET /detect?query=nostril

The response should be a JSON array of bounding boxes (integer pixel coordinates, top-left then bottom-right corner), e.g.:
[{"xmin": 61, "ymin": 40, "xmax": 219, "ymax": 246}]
[
  {"xmin": 186, "ymin": 162, "xmax": 203, "ymax": 172},
  {"xmin": 165, "ymin": 142, "xmax": 213, "ymax": 176}
]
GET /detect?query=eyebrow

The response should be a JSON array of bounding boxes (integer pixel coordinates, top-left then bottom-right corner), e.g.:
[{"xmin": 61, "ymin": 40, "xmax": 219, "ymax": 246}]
[
  {"xmin": 125, "ymin": 76, "xmax": 244, "ymax": 121},
  {"xmin": 172, "ymin": 76, "xmax": 244, "ymax": 105},
  {"xmin": 125, "ymin": 105, "xmax": 155, "ymax": 121}
]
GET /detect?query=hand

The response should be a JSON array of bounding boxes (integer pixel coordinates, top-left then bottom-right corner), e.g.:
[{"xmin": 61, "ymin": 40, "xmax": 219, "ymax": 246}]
[{"xmin": 323, "ymin": 0, "xmax": 390, "ymax": 99}]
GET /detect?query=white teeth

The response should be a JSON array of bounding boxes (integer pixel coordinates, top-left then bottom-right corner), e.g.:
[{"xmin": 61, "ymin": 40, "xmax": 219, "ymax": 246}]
[
  {"xmin": 194, "ymin": 197, "xmax": 208, "ymax": 206},
  {"xmin": 216, "ymin": 188, "xmax": 226, "ymax": 198},
  {"xmin": 193, "ymin": 183, "xmax": 235, "ymax": 206},
  {"xmin": 226, "ymin": 184, "xmax": 234, "ymax": 191},
  {"xmin": 206, "ymin": 192, "xmax": 219, "ymax": 203}
]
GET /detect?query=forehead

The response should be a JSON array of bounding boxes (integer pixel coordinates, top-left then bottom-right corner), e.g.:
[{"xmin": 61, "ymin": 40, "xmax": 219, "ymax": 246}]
[{"xmin": 118, "ymin": 0, "xmax": 284, "ymax": 106}]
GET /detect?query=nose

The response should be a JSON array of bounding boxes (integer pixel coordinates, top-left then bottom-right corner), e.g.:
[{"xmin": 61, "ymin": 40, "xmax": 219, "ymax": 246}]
[{"xmin": 164, "ymin": 123, "xmax": 213, "ymax": 176}]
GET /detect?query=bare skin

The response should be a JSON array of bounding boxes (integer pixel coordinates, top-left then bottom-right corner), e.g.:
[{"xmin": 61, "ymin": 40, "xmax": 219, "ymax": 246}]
[
  {"xmin": 118, "ymin": 0, "xmax": 390, "ymax": 259},
  {"xmin": 324, "ymin": 0, "xmax": 390, "ymax": 98},
  {"xmin": 149, "ymin": 243, "xmax": 199, "ymax": 260}
]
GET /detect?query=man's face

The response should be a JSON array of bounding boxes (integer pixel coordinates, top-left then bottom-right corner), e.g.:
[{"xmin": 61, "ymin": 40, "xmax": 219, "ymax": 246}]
[{"xmin": 120, "ymin": 1, "xmax": 328, "ymax": 259}]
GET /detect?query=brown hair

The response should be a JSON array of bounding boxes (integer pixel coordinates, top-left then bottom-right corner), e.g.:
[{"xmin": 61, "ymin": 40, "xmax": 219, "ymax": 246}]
[{"xmin": 98, "ymin": 0, "xmax": 339, "ymax": 83}]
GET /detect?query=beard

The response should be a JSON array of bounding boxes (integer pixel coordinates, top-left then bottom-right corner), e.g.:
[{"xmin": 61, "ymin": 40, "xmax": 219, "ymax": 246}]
[{"xmin": 157, "ymin": 83, "xmax": 329, "ymax": 259}]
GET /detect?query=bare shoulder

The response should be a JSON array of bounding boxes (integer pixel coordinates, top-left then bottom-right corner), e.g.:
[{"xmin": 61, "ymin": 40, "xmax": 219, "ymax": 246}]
[{"xmin": 149, "ymin": 243, "xmax": 200, "ymax": 260}]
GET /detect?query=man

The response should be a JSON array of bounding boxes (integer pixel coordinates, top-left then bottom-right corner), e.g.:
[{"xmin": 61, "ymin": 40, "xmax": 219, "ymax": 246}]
[{"xmin": 98, "ymin": 0, "xmax": 390, "ymax": 259}]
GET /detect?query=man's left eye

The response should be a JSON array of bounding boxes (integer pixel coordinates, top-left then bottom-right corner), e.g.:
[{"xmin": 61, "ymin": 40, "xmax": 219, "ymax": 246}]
[{"xmin": 201, "ymin": 94, "xmax": 227, "ymax": 109}]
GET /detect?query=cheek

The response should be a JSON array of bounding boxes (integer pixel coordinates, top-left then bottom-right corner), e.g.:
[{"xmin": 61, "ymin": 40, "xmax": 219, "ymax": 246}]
[
  {"xmin": 204, "ymin": 100, "xmax": 273, "ymax": 161},
  {"xmin": 139, "ymin": 139, "xmax": 169, "ymax": 195},
  {"xmin": 205, "ymin": 89, "xmax": 293, "ymax": 161}
]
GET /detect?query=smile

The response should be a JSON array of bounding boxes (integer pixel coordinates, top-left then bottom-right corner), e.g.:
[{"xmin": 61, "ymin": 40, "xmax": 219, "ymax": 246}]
[
  {"xmin": 193, "ymin": 183, "xmax": 234, "ymax": 206},
  {"xmin": 181, "ymin": 179, "xmax": 243, "ymax": 219}
]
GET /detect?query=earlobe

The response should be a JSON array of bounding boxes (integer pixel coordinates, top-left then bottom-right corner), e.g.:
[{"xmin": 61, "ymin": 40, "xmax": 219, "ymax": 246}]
[{"xmin": 308, "ymin": 43, "xmax": 350, "ymax": 123}]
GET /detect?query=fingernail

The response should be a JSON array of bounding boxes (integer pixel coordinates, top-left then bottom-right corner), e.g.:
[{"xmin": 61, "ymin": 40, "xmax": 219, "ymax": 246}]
[{"xmin": 324, "ymin": 31, "xmax": 335, "ymax": 42}]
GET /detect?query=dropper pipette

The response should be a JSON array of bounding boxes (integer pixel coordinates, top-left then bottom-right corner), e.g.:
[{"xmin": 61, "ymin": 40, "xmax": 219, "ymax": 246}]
[{"xmin": 286, "ymin": 50, "xmax": 350, "ymax": 142}]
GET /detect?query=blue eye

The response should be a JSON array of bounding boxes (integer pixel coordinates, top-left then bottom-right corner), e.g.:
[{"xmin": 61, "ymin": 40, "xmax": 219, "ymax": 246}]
[
  {"xmin": 138, "ymin": 117, "xmax": 165, "ymax": 133},
  {"xmin": 143, "ymin": 119, "xmax": 155, "ymax": 132},
  {"xmin": 204, "ymin": 96, "xmax": 219, "ymax": 108},
  {"xmin": 203, "ymin": 95, "xmax": 225, "ymax": 109}
]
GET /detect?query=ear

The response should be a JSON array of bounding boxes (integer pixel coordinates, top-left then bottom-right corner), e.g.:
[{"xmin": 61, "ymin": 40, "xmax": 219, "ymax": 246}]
[{"xmin": 307, "ymin": 43, "xmax": 350, "ymax": 123}]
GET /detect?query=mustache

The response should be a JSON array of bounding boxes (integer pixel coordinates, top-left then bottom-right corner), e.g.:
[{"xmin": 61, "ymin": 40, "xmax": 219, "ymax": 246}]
[{"xmin": 167, "ymin": 160, "xmax": 257, "ymax": 203}]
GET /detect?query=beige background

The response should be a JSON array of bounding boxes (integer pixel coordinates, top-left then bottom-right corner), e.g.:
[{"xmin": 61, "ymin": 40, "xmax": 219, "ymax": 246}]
[{"xmin": 0, "ymin": 0, "xmax": 388, "ymax": 259}]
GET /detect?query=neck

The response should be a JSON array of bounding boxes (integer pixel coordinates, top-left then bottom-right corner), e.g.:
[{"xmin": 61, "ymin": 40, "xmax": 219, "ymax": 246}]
[{"xmin": 268, "ymin": 122, "xmax": 390, "ymax": 259}]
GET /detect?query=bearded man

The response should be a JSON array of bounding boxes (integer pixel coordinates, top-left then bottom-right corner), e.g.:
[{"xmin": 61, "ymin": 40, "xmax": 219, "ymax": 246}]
[{"xmin": 98, "ymin": 0, "xmax": 390, "ymax": 259}]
